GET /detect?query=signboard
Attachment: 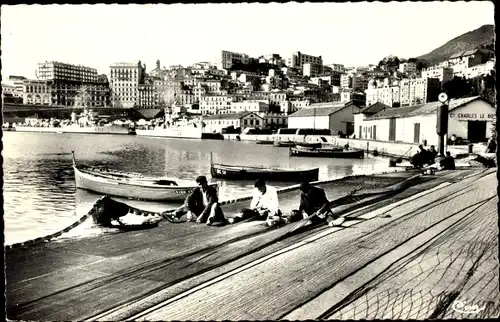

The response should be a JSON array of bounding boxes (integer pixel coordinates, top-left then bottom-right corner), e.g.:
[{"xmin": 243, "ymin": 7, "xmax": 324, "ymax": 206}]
[{"xmin": 449, "ymin": 113, "xmax": 495, "ymax": 121}]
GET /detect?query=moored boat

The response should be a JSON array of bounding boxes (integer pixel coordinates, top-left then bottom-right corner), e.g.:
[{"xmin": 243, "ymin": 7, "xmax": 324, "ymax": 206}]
[
  {"xmin": 294, "ymin": 142, "xmax": 324, "ymax": 149},
  {"xmin": 62, "ymin": 124, "xmax": 135, "ymax": 135},
  {"xmin": 210, "ymin": 153, "xmax": 319, "ymax": 181},
  {"xmin": 256, "ymin": 140, "xmax": 274, "ymax": 145},
  {"xmin": 273, "ymin": 141, "xmax": 296, "ymax": 147},
  {"xmin": 136, "ymin": 120, "xmax": 203, "ymax": 139},
  {"xmin": 290, "ymin": 146, "xmax": 365, "ymax": 159},
  {"xmin": 72, "ymin": 151, "xmax": 218, "ymax": 201}
]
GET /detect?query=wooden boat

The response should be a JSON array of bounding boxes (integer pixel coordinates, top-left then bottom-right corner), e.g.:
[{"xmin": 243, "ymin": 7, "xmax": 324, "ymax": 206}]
[
  {"xmin": 209, "ymin": 153, "xmax": 318, "ymax": 181},
  {"xmin": 289, "ymin": 146, "xmax": 365, "ymax": 159},
  {"xmin": 294, "ymin": 142, "xmax": 324, "ymax": 149},
  {"xmin": 256, "ymin": 140, "xmax": 274, "ymax": 145},
  {"xmin": 72, "ymin": 151, "xmax": 218, "ymax": 201},
  {"xmin": 273, "ymin": 141, "xmax": 296, "ymax": 147}
]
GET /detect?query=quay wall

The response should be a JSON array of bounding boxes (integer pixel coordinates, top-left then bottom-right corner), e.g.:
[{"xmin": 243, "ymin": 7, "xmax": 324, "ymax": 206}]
[{"xmin": 223, "ymin": 134, "xmax": 487, "ymax": 159}]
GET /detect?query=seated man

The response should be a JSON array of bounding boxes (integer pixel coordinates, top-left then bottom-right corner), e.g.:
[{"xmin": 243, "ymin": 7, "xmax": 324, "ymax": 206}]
[
  {"xmin": 169, "ymin": 176, "xmax": 227, "ymax": 226},
  {"xmin": 286, "ymin": 182, "xmax": 345, "ymax": 226},
  {"xmin": 439, "ymin": 151, "xmax": 456, "ymax": 170},
  {"xmin": 427, "ymin": 145, "xmax": 438, "ymax": 164},
  {"xmin": 229, "ymin": 178, "xmax": 281, "ymax": 226}
]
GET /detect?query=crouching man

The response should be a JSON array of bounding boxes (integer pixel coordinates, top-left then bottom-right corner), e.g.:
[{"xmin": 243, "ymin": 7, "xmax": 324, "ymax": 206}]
[
  {"xmin": 285, "ymin": 182, "xmax": 345, "ymax": 227},
  {"xmin": 229, "ymin": 178, "xmax": 281, "ymax": 226},
  {"xmin": 169, "ymin": 176, "xmax": 228, "ymax": 226}
]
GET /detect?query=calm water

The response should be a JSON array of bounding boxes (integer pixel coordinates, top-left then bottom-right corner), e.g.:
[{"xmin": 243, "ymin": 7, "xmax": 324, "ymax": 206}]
[{"xmin": 2, "ymin": 132, "xmax": 394, "ymax": 245}]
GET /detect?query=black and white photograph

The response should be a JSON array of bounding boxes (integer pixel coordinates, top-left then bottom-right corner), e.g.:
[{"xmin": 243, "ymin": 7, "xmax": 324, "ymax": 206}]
[{"xmin": 2, "ymin": 1, "xmax": 498, "ymax": 320}]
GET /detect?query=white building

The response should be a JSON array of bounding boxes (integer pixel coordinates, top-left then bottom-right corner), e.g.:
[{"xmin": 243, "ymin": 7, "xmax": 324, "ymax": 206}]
[
  {"xmin": 421, "ymin": 66, "xmax": 454, "ymax": 85},
  {"xmin": 398, "ymin": 62, "xmax": 417, "ymax": 74},
  {"xmin": 230, "ymin": 100, "xmax": 269, "ymax": 113},
  {"xmin": 288, "ymin": 101, "xmax": 361, "ymax": 135},
  {"xmin": 203, "ymin": 112, "xmax": 264, "ymax": 133},
  {"xmin": 365, "ymin": 78, "xmax": 401, "ymax": 107},
  {"xmin": 303, "ymin": 63, "xmax": 323, "ymax": 77},
  {"xmin": 286, "ymin": 51, "xmax": 323, "ymax": 68},
  {"xmin": 354, "ymin": 96, "xmax": 494, "ymax": 145},
  {"xmin": 464, "ymin": 59, "xmax": 495, "ymax": 79},
  {"xmin": 200, "ymin": 95, "xmax": 239, "ymax": 115},
  {"xmin": 325, "ymin": 63, "xmax": 345, "ymax": 73},
  {"xmin": 110, "ymin": 61, "xmax": 146, "ymax": 108}
]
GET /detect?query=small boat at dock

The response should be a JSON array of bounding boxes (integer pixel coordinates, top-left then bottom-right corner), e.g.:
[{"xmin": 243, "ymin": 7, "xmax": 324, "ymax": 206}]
[
  {"xmin": 273, "ymin": 141, "xmax": 296, "ymax": 147},
  {"xmin": 210, "ymin": 153, "xmax": 319, "ymax": 182},
  {"xmin": 256, "ymin": 140, "xmax": 274, "ymax": 145},
  {"xmin": 294, "ymin": 142, "xmax": 324, "ymax": 149},
  {"xmin": 290, "ymin": 146, "xmax": 365, "ymax": 159},
  {"xmin": 72, "ymin": 151, "xmax": 218, "ymax": 201}
]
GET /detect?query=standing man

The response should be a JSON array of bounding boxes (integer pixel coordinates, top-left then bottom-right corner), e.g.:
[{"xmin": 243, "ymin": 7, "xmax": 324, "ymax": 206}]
[
  {"xmin": 167, "ymin": 176, "xmax": 227, "ymax": 226},
  {"xmin": 228, "ymin": 178, "xmax": 281, "ymax": 226},
  {"xmin": 286, "ymin": 182, "xmax": 345, "ymax": 226}
]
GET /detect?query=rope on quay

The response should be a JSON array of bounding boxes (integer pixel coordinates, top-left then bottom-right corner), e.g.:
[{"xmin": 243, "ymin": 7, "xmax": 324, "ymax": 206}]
[{"xmin": 4, "ymin": 196, "xmax": 108, "ymax": 251}]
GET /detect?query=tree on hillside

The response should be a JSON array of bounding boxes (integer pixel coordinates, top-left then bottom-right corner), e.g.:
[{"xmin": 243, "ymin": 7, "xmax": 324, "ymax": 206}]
[{"xmin": 442, "ymin": 77, "xmax": 471, "ymax": 99}]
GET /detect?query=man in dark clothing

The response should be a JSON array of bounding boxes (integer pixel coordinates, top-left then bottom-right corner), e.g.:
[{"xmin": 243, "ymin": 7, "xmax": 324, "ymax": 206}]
[
  {"xmin": 168, "ymin": 176, "xmax": 227, "ymax": 225},
  {"xmin": 285, "ymin": 182, "xmax": 345, "ymax": 226},
  {"xmin": 439, "ymin": 151, "xmax": 456, "ymax": 170},
  {"xmin": 427, "ymin": 145, "xmax": 438, "ymax": 164},
  {"xmin": 411, "ymin": 145, "xmax": 428, "ymax": 168}
]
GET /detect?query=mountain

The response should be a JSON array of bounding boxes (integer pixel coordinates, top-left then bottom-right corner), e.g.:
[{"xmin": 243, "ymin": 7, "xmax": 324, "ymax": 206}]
[{"xmin": 416, "ymin": 24, "xmax": 495, "ymax": 65}]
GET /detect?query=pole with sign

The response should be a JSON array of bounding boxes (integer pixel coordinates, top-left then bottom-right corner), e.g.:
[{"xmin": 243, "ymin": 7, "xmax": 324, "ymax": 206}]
[{"xmin": 436, "ymin": 93, "xmax": 449, "ymax": 157}]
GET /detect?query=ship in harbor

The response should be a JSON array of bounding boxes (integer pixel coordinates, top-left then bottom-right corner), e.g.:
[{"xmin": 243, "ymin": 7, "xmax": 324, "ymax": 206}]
[
  {"xmin": 135, "ymin": 105, "xmax": 203, "ymax": 139},
  {"xmin": 14, "ymin": 109, "xmax": 135, "ymax": 135}
]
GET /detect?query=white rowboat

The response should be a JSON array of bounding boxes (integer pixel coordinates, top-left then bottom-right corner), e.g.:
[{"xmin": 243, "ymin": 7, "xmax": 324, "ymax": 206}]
[{"xmin": 72, "ymin": 151, "xmax": 217, "ymax": 201}]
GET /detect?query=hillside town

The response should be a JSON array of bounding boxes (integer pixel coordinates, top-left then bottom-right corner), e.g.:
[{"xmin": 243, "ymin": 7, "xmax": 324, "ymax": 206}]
[{"xmin": 3, "ymin": 45, "xmax": 496, "ymax": 146}]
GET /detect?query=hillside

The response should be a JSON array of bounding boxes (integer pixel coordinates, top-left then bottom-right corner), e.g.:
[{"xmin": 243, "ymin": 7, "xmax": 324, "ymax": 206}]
[{"xmin": 416, "ymin": 24, "xmax": 494, "ymax": 65}]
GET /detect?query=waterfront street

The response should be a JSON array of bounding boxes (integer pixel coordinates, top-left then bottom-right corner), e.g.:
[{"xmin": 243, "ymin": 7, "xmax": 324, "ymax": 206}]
[{"xmin": 6, "ymin": 167, "xmax": 498, "ymax": 320}]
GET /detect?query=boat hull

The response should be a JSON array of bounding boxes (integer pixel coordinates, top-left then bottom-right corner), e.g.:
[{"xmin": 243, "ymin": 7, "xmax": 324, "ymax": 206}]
[
  {"xmin": 74, "ymin": 165, "xmax": 217, "ymax": 201},
  {"xmin": 273, "ymin": 141, "xmax": 296, "ymax": 147},
  {"xmin": 62, "ymin": 125, "xmax": 135, "ymax": 135},
  {"xmin": 13, "ymin": 126, "xmax": 61, "ymax": 133},
  {"xmin": 210, "ymin": 164, "xmax": 319, "ymax": 182},
  {"xmin": 136, "ymin": 126, "xmax": 202, "ymax": 139},
  {"xmin": 256, "ymin": 140, "xmax": 274, "ymax": 145},
  {"xmin": 290, "ymin": 147, "xmax": 365, "ymax": 159}
]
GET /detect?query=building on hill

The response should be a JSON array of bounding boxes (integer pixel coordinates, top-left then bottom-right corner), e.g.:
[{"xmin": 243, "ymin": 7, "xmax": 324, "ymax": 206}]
[
  {"xmin": 398, "ymin": 62, "xmax": 417, "ymax": 74},
  {"xmin": 287, "ymin": 101, "xmax": 361, "ymax": 135},
  {"xmin": 230, "ymin": 100, "xmax": 270, "ymax": 114},
  {"xmin": 464, "ymin": 59, "xmax": 495, "ymax": 79},
  {"xmin": 222, "ymin": 50, "xmax": 251, "ymax": 69},
  {"xmin": 421, "ymin": 66, "xmax": 454, "ymax": 85},
  {"xmin": 399, "ymin": 77, "xmax": 440, "ymax": 107},
  {"xmin": 340, "ymin": 88, "xmax": 366, "ymax": 107},
  {"xmin": 353, "ymin": 96, "xmax": 494, "ymax": 144},
  {"xmin": 446, "ymin": 48, "xmax": 489, "ymax": 77},
  {"xmin": 365, "ymin": 78, "xmax": 400, "ymax": 107},
  {"xmin": 286, "ymin": 51, "xmax": 323, "ymax": 69}
]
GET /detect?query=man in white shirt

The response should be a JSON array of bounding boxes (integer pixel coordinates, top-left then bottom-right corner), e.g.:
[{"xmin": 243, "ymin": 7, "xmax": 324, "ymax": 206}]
[{"xmin": 228, "ymin": 178, "xmax": 281, "ymax": 226}]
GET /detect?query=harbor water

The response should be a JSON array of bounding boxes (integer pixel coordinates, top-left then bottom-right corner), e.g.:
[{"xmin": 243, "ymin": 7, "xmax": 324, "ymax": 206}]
[{"xmin": 3, "ymin": 132, "xmax": 395, "ymax": 245}]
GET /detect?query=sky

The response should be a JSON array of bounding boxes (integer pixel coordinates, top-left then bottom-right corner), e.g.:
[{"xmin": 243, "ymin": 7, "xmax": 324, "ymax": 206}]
[{"xmin": 1, "ymin": 2, "xmax": 495, "ymax": 79}]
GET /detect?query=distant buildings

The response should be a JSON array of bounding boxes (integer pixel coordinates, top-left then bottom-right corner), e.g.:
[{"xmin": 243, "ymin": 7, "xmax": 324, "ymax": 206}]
[
  {"xmin": 221, "ymin": 50, "xmax": 251, "ymax": 69},
  {"xmin": 421, "ymin": 66, "xmax": 454, "ymax": 85},
  {"xmin": 109, "ymin": 61, "xmax": 146, "ymax": 108},
  {"xmin": 398, "ymin": 62, "xmax": 417, "ymax": 74},
  {"xmin": 36, "ymin": 61, "xmax": 98, "ymax": 83},
  {"xmin": 399, "ymin": 77, "xmax": 440, "ymax": 107},
  {"xmin": 286, "ymin": 51, "xmax": 323, "ymax": 69}
]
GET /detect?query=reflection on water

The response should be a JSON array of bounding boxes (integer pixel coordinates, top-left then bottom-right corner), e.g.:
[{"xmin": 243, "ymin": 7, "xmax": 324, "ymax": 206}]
[{"xmin": 3, "ymin": 132, "xmax": 393, "ymax": 245}]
